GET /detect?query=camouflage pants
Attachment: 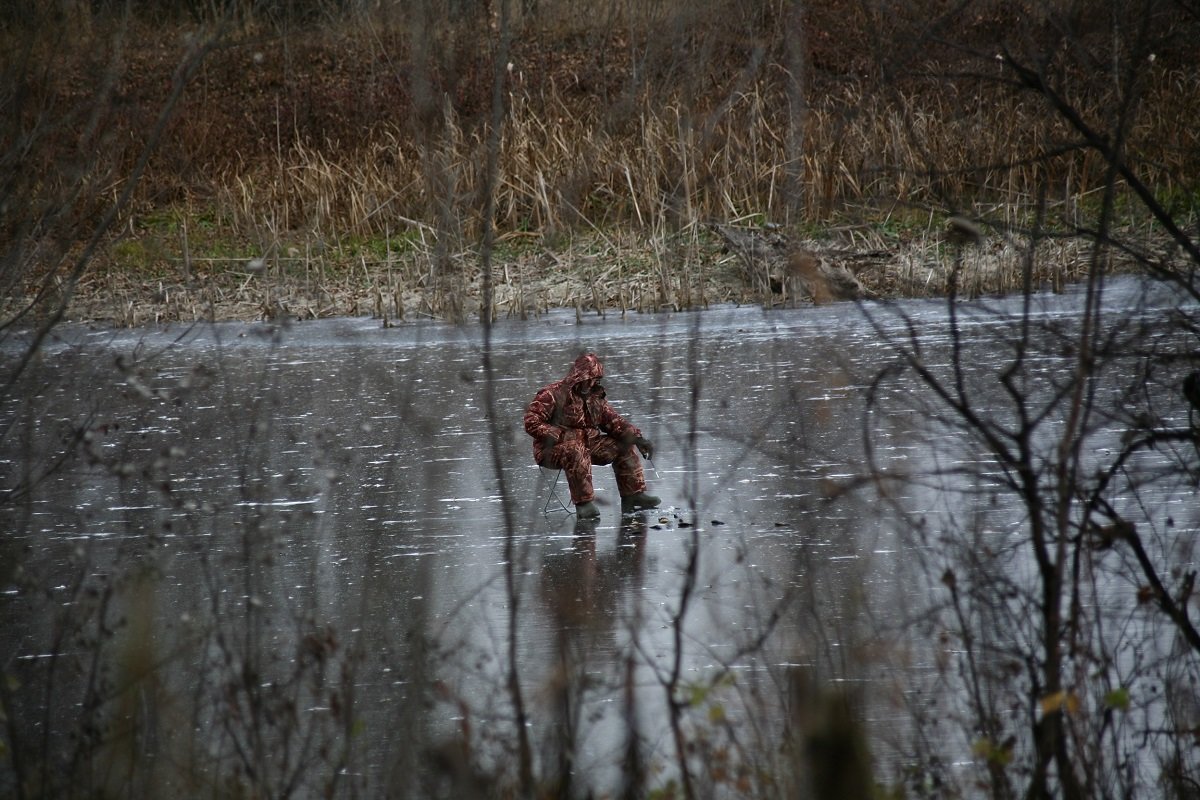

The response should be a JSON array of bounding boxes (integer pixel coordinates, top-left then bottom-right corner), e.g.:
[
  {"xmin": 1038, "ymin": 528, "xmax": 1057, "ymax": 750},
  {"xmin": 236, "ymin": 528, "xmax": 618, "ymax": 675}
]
[{"xmin": 540, "ymin": 433, "xmax": 645, "ymax": 504}]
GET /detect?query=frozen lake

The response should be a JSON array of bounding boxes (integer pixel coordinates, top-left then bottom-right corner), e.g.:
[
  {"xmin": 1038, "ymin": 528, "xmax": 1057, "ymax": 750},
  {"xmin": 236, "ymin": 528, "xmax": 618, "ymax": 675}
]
[{"xmin": 3, "ymin": 277, "xmax": 1198, "ymax": 798}]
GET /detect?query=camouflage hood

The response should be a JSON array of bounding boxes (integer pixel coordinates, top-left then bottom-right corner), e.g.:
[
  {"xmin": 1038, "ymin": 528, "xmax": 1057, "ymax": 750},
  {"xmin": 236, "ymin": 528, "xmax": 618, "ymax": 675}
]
[{"xmin": 563, "ymin": 353, "xmax": 604, "ymax": 392}]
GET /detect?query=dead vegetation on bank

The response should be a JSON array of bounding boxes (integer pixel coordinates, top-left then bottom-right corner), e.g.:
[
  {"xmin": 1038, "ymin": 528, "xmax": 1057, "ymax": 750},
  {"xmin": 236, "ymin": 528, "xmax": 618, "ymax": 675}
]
[
  {"xmin": 3, "ymin": 1, "xmax": 1198, "ymax": 326},
  {"xmin": 42, "ymin": 223, "xmax": 1139, "ymax": 326}
]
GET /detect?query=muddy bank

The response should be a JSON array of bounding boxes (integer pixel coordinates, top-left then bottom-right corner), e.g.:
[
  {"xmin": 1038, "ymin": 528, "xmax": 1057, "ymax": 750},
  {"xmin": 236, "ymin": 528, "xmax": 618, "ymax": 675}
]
[{"xmin": 45, "ymin": 228, "xmax": 1122, "ymax": 326}]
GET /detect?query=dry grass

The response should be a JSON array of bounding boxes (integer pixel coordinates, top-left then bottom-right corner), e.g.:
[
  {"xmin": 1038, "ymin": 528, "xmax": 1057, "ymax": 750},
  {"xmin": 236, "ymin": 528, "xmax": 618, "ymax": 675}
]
[
  {"xmin": 210, "ymin": 64, "xmax": 1197, "ymax": 245},
  {"xmin": 133, "ymin": 68, "xmax": 1179, "ymax": 321},
  {"xmin": 33, "ymin": 222, "xmax": 1130, "ymax": 326},
  {"xmin": 6, "ymin": 2, "xmax": 1198, "ymax": 323},
  {"xmin": 215, "ymin": 83, "xmax": 974, "ymax": 239}
]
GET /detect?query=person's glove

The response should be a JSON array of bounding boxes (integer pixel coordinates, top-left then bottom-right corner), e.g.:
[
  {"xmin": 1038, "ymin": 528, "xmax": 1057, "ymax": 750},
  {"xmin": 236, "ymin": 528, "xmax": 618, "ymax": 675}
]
[{"xmin": 634, "ymin": 436, "xmax": 654, "ymax": 460}]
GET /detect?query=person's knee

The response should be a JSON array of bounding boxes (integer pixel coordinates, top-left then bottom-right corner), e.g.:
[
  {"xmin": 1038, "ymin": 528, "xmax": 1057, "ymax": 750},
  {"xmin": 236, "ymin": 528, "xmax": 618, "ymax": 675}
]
[
  {"xmin": 614, "ymin": 447, "xmax": 639, "ymax": 467},
  {"xmin": 559, "ymin": 442, "xmax": 590, "ymax": 470}
]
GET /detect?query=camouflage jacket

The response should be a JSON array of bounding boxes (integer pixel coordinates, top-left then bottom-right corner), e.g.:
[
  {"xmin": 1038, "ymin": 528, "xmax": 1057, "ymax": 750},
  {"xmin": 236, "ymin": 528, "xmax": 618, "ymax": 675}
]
[{"xmin": 524, "ymin": 353, "xmax": 641, "ymax": 463}]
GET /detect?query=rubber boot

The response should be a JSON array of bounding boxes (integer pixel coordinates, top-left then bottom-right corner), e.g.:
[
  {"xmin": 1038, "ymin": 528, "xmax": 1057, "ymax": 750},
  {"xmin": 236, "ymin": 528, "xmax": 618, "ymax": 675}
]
[
  {"xmin": 621, "ymin": 492, "xmax": 661, "ymax": 512},
  {"xmin": 575, "ymin": 501, "xmax": 600, "ymax": 519}
]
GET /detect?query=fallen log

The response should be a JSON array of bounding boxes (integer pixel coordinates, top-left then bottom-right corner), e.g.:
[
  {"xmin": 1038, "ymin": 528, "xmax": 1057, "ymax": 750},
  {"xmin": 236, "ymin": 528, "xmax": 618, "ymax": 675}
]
[{"xmin": 710, "ymin": 223, "xmax": 874, "ymax": 304}]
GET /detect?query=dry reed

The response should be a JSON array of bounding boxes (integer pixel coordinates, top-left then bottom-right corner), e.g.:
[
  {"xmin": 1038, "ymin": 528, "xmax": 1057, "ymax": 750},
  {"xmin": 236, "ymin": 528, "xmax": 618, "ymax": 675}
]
[
  {"xmin": 211, "ymin": 67, "xmax": 1193, "ymax": 241},
  {"xmin": 10, "ymin": 3, "xmax": 1197, "ymax": 323}
]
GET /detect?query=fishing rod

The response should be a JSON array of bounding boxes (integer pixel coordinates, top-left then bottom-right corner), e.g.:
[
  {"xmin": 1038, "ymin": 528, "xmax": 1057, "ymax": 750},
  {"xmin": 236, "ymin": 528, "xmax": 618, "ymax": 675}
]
[{"xmin": 645, "ymin": 455, "xmax": 662, "ymax": 482}]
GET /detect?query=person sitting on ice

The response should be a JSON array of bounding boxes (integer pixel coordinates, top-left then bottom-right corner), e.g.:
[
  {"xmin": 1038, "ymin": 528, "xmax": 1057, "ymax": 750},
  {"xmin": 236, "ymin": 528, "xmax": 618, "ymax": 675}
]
[{"xmin": 524, "ymin": 352, "xmax": 660, "ymax": 519}]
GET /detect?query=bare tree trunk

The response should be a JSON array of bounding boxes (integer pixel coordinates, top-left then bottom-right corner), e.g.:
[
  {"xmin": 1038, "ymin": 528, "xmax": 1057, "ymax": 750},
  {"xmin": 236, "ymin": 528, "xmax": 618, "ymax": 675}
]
[{"xmin": 477, "ymin": 0, "xmax": 535, "ymax": 793}]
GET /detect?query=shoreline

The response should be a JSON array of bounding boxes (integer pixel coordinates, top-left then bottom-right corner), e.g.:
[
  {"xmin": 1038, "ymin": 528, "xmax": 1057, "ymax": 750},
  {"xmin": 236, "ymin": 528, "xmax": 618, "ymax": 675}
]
[{"xmin": 19, "ymin": 227, "xmax": 1137, "ymax": 328}]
